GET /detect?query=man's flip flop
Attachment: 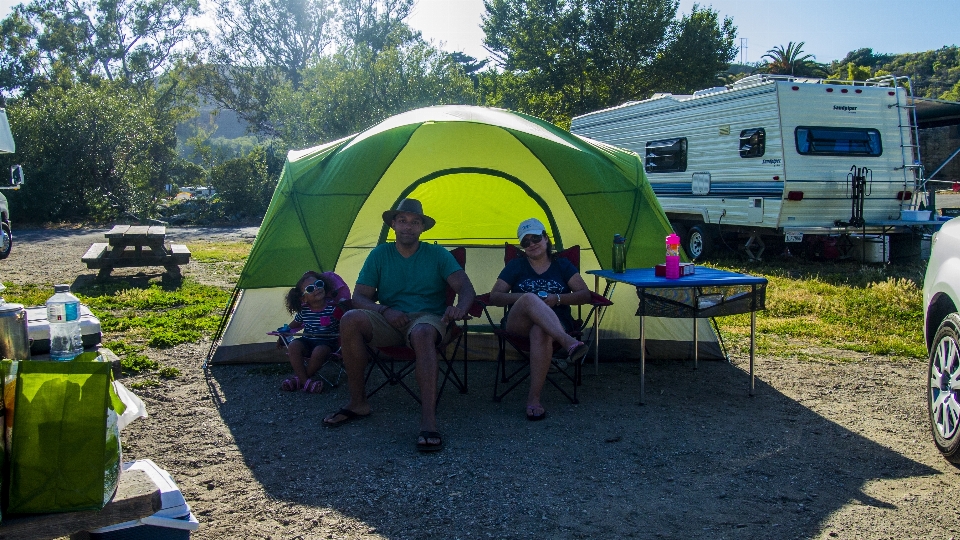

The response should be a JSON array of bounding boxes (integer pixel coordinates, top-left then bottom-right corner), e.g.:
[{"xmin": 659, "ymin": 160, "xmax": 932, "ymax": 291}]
[
  {"xmin": 323, "ymin": 408, "xmax": 370, "ymax": 428},
  {"xmin": 416, "ymin": 431, "xmax": 443, "ymax": 452}
]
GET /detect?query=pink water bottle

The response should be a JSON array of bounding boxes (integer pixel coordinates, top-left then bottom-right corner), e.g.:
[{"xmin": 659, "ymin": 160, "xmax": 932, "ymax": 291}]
[{"xmin": 665, "ymin": 233, "xmax": 681, "ymax": 279}]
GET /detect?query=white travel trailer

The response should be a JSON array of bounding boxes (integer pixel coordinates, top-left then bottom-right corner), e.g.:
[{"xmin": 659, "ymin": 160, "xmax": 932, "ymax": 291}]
[{"xmin": 571, "ymin": 74, "xmax": 936, "ymax": 260}]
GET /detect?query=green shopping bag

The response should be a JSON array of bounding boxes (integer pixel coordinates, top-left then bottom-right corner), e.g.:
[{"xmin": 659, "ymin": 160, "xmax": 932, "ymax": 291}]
[{"xmin": 5, "ymin": 358, "xmax": 122, "ymax": 514}]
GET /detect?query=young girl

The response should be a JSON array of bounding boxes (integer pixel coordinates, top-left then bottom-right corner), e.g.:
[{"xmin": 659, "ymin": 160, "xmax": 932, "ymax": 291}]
[{"xmin": 279, "ymin": 270, "xmax": 351, "ymax": 393}]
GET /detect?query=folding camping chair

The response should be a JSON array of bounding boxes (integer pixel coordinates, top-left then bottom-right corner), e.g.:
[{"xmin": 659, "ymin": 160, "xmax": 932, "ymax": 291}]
[
  {"xmin": 478, "ymin": 244, "xmax": 612, "ymax": 404},
  {"xmin": 363, "ymin": 246, "xmax": 480, "ymax": 406},
  {"xmin": 269, "ymin": 329, "xmax": 346, "ymax": 389}
]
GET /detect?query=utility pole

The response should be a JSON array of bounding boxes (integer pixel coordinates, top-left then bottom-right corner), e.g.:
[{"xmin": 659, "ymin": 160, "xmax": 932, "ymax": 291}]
[{"xmin": 740, "ymin": 38, "xmax": 748, "ymax": 65}]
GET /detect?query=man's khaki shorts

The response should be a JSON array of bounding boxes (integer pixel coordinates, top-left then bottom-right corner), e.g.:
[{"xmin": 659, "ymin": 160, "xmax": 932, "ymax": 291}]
[{"xmin": 361, "ymin": 310, "xmax": 447, "ymax": 348}]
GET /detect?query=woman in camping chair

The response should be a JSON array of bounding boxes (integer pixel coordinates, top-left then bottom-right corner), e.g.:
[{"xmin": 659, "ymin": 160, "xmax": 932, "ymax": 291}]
[
  {"xmin": 488, "ymin": 218, "xmax": 591, "ymax": 420},
  {"xmin": 278, "ymin": 270, "xmax": 351, "ymax": 393}
]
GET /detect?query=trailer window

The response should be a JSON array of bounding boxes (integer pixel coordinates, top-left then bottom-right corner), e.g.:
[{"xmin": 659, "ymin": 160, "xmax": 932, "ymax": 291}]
[
  {"xmin": 795, "ymin": 127, "xmax": 882, "ymax": 156},
  {"xmin": 739, "ymin": 128, "xmax": 765, "ymax": 158},
  {"xmin": 645, "ymin": 137, "xmax": 687, "ymax": 173}
]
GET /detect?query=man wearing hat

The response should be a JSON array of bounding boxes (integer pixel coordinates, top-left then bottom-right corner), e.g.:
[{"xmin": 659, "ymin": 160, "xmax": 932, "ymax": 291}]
[{"xmin": 322, "ymin": 198, "xmax": 476, "ymax": 452}]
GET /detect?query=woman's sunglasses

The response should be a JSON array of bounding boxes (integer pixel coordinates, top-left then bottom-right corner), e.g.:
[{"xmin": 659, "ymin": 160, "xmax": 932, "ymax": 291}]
[
  {"xmin": 520, "ymin": 234, "xmax": 544, "ymax": 248},
  {"xmin": 302, "ymin": 279, "xmax": 325, "ymax": 295}
]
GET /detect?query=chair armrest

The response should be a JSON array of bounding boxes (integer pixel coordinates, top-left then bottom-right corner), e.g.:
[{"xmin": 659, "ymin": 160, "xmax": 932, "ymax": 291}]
[
  {"xmin": 469, "ymin": 295, "xmax": 489, "ymax": 317},
  {"xmin": 587, "ymin": 291, "xmax": 614, "ymax": 307}
]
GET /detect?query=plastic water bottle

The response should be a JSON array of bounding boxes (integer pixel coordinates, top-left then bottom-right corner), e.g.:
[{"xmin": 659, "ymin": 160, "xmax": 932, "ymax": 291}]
[
  {"xmin": 613, "ymin": 234, "xmax": 626, "ymax": 273},
  {"xmin": 47, "ymin": 284, "xmax": 83, "ymax": 361},
  {"xmin": 665, "ymin": 233, "xmax": 681, "ymax": 279}
]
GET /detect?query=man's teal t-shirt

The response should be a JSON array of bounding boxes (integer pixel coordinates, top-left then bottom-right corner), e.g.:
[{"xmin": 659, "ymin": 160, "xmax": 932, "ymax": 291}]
[{"xmin": 357, "ymin": 242, "xmax": 462, "ymax": 315}]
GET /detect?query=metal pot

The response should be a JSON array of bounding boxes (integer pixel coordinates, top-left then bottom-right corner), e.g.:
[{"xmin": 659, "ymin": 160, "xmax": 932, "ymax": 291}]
[{"xmin": 0, "ymin": 302, "xmax": 30, "ymax": 360}]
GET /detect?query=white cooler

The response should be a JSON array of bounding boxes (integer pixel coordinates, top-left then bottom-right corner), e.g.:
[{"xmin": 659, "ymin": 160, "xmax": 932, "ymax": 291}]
[
  {"xmin": 26, "ymin": 304, "xmax": 103, "ymax": 355},
  {"xmin": 88, "ymin": 459, "xmax": 200, "ymax": 539}
]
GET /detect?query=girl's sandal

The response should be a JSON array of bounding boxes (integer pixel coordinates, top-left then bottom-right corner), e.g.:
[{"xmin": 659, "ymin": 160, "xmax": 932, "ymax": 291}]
[
  {"xmin": 280, "ymin": 376, "xmax": 302, "ymax": 392},
  {"xmin": 302, "ymin": 378, "xmax": 324, "ymax": 394}
]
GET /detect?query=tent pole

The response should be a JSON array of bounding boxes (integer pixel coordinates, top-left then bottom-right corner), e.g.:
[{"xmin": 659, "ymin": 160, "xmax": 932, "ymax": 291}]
[{"xmin": 204, "ymin": 285, "xmax": 242, "ymax": 369}]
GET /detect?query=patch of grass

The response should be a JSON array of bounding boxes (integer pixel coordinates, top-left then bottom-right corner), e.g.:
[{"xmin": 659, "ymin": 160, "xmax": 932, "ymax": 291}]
[
  {"xmin": 121, "ymin": 353, "xmax": 161, "ymax": 374},
  {"xmin": 0, "ymin": 283, "xmax": 55, "ymax": 307},
  {"xmin": 158, "ymin": 366, "xmax": 180, "ymax": 379},
  {"xmin": 129, "ymin": 379, "xmax": 160, "ymax": 389},
  {"xmin": 103, "ymin": 339, "xmax": 141, "ymax": 356},
  {"xmin": 186, "ymin": 240, "xmax": 253, "ymax": 263},
  {"xmin": 710, "ymin": 257, "xmax": 927, "ymax": 360},
  {"xmin": 73, "ymin": 279, "xmax": 231, "ymax": 349}
]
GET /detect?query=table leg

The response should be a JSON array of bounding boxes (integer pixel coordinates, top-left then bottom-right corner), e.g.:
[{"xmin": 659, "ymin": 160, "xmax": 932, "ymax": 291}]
[
  {"xmin": 593, "ymin": 275, "xmax": 600, "ymax": 375},
  {"xmin": 693, "ymin": 317, "xmax": 699, "ymax": 370},
  {"xmin": 640, "ymin": 314, "xmax": 646, "ymax": 405},
  {"xmin": 750, "ymin": 310, "xmax": 756, "ymax": 396}
]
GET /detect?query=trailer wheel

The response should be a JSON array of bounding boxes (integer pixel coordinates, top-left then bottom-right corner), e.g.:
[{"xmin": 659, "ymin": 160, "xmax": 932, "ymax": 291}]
[{"xmin": 685, "ymin": 225, "xmax": 714, "ymax": 260}]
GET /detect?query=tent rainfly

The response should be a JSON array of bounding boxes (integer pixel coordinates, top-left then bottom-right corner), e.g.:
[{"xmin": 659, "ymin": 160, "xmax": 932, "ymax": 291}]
[{"xmin": 207, "ymin": 105, "xmax": 722, "ymax": 365}]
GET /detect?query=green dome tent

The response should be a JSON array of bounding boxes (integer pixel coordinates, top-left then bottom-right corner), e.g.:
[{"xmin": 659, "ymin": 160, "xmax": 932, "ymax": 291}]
[{"xmin": 207, "ymin": 105, "xmax": 721, "ymax": 364}]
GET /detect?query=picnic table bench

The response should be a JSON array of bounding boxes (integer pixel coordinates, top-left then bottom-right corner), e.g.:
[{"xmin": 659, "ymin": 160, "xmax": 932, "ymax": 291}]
[
  {"xmin": 82, "ymin": 225, "xmax": 190, "ymax": 277},
  {"xmin": 0, "ymin": 468, "xmax": 162, "ymax": 540}
]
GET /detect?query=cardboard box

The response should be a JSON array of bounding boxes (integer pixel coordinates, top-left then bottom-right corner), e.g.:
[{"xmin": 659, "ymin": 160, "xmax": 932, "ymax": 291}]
[
  {"xmin": 88, "ymin": 459, "xmax": 199, "ymax": 540},
  {"xmin": 655, "ymin": 263, "xmax": 696, "ymax": 277}
]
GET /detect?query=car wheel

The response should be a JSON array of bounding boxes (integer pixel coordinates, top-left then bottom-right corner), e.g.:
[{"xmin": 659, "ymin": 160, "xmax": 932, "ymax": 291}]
[
  {"xmin": 0, "ymin": 221, "xmax": 12, "ymax": 259},
  {"xmin": 685, "ymin": 225, "xmax": 713, "ymax": 260},
  {"xmin": 928, "ymin": 312, "xmax": 960, "ymax": 464}
]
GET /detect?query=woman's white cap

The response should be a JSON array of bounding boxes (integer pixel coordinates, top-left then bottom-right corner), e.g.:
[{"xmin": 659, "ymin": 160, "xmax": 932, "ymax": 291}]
[{"xmin": 517, "ymin": 218, "xmax": 547, "ymax": 241}]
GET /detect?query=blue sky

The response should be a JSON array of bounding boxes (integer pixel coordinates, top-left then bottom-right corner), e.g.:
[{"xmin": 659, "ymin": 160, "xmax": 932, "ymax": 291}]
[
  {"xmin": 407, "ymin": 0, "xmax": 960, "ymax": 65},
  {"xmin": 0, "ymin": 0, "xmax": 956, "ymax": 66}
]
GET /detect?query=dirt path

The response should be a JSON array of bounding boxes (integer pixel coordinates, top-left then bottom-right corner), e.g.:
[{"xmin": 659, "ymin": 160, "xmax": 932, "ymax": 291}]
[{"xmin": 6, "ymin": 227, "xmax": 959, "ymax": 540}]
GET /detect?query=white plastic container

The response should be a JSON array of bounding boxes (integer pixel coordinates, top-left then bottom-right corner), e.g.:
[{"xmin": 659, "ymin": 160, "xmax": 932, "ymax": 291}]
[
  {"xmin": 852, "ymin": 235, "xmax": 890, "ymax": 263},
  {"xmin": 901, "ymin": 209, "xmax": 932, "ymax": 221},
  {"xmin": 26, "ymin": 304, "xmax": 102, "ymax": 354},
  {"xmin": 88, "ymin": 459, "xmax": 199, "ymax": 539},
  {"xmin": 46, "ymin": 284, "xmax": 83, "ymax": 361}
]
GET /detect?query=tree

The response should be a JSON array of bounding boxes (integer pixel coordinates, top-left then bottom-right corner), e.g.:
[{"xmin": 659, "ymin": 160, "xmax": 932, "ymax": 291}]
[
  {"xmin": 0, "ymin": 0, "xmax": 203, "ymax": 97},
  {"xmin": 756, "ymin": 41, "xmax": 826, "ymax": 77},
  {"xmin": 201, "ymin": 0, "xmax": 336, "ymax": 134},
  {"xmin": 649, "ymin": 4, "xmax": 737, "ymax": 94},
  {"xmin": 211, "ymin": 0, "xmax": 334, "ymax": 90},
  {"xmin": 208, "ymin": 145, "xmax": 275, "ymax": 218},
  {"xmin": 201, "ymin": 0, "xmax": 422, "ymax": 136},
  {"xmin": 4, "ymin": 83, "xmax": 173, "ymax": 221},
  {"xmin": 265, "ymin": 39, "xmax": 475, "ymax": 146},
  {"xmin": 481, "ymin": 0, "xmax": 737, "ymax": 125},
  {"xmin": 942, "ymin": 79, "xmax": 960, "ymax": 101},
  {"xmin": 337, "ymin": 0, "xmax": 417, "ymax": 54}
]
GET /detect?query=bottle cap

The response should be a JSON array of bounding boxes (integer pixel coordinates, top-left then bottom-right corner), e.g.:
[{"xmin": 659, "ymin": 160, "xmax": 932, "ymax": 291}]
[
  {"xmin": 666, "ymin": 233, "xmax": 680, "ymax": 245},
  {"xmin": 54, "ymin": 284, "xmax": 70, "ymax": 293},
  {"xmin": 614, "ymin": 234, "xmax": 625, "ymax": 243}
]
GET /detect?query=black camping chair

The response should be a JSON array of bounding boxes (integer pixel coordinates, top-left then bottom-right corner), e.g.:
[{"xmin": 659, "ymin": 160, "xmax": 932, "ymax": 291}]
[
  {"xmin": 269, "ymin": 329, "xmax": 346, "ymax": 389},
  {"xmin": 477, "ymin": 244, "xmax": 612, "ymax": 404},
  {"xmin": 363, "ymin": 246, "xmax": 482, "ymax": 406}
]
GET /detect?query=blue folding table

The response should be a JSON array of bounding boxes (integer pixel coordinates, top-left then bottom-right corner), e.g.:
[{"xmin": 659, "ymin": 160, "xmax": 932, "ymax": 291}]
[{"xmin": 587, "ymin": 267, "xmax": 768, "ymax": 404}]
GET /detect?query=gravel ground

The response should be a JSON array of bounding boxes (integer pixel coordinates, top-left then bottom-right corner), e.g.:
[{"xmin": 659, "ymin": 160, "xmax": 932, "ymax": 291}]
[{"xmin": 5, "ymin": 226, "xmax": 960, "ymax": 540}]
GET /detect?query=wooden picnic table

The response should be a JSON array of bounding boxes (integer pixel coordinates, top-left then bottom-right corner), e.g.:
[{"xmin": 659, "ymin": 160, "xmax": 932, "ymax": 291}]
[
  {"xmin": 0, "ymin": 468, "xmax": 162, "ymax": 540},
  {"xmin": 82, "ymin": 225, "xmax": 190, "ymax": 277}
]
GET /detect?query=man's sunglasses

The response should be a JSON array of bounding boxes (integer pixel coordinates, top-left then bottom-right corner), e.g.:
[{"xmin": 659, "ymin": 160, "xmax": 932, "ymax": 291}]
[
  {"xmin": 520, "ymin": 234, "xmax": 544, "ymax": 248},
  {"xmin": 302, "ymin": 279, "xmax": 325, "ymax": 294}
]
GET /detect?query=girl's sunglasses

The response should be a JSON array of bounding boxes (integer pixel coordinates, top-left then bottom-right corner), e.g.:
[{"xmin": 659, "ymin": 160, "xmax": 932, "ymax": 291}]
[
  {"xmin": 302, "ymin": 279, "xmax": 325, "ymax": 295},
  {"xmin": 520, "ymin": 234, "xmax": 544, "ymax": 248}
]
